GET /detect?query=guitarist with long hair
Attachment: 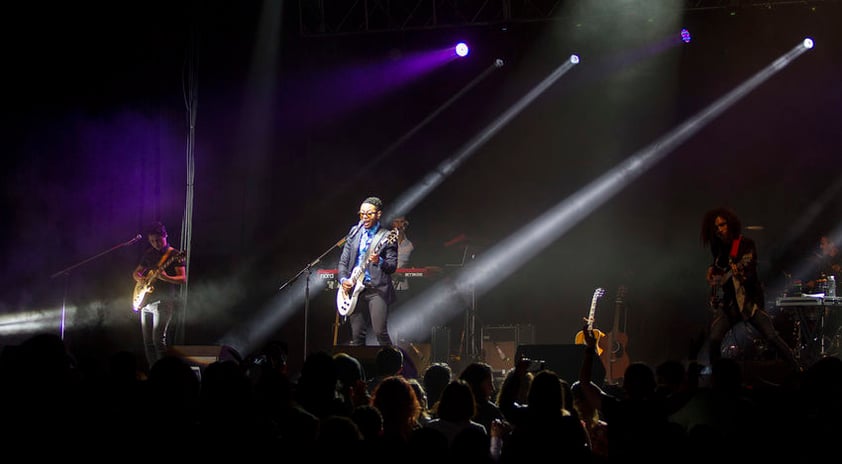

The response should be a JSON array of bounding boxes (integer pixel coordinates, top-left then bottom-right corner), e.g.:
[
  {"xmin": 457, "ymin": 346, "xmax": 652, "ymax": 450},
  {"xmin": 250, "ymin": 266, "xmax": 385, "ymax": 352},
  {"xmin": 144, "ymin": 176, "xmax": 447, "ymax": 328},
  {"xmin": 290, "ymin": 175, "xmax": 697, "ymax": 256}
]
[
  {"xmin": 132, "ymin": 221, "xmax": 186, "ymax": 371},
  {"xmin": 700, "ymin": 207, "xmax": 798, "ymax": 371},
  {"xmin": 337, "ymin": 196, "xmax": 399, "ymax": 346}
]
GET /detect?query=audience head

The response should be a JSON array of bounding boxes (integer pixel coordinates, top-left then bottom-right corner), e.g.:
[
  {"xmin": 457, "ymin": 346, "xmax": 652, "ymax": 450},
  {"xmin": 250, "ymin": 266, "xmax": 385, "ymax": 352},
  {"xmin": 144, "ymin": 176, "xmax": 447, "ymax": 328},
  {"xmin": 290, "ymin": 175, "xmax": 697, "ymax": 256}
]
[
  {"xmin": 459, "ymin": 361, "xmax": 495, "ymax": 402},
  {"xmin": 351, "ymin": 404, "xmax": 383, "ymax": 440},
  {"xmin": 407, "ymin": 377, "xmax": 429, "ymax": 412},
  {"xmin": 371, "ymin": 375, "xmax": 421, "ymax": 439},
  {"xmin": 623, "ymin": 361, "xmax": 657, "ymax": 399},
  {"xmin": 334, "ymin": 352, "xmax": 365, "ymax": 389},
  {"xmin": 423, "ymin": 362, "xmax": 452, "ymax": 409},
  {"xmin": 435, "ymin": 379, "xmax": 477, "ymax": 422},
  {"xmin": 527, "ymin": 370, "xmax": 565, "ymax": 414},
  {"xmin": 375, "ymin": 346, "xmax": 404, "ymax": 378}
]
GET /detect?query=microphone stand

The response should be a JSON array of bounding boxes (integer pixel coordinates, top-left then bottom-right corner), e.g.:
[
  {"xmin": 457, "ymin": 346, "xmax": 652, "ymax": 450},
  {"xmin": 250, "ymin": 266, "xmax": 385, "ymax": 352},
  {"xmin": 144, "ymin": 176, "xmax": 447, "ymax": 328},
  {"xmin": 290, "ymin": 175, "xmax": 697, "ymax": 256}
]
[
  {"xmin": 464, "ymin": 247, "xmax": 479, "ymax": 362},
  {"xmin": 279, "ymin": 235, "xmax": 349, "ymax": 362},
  {"xmin": 447, "ymin": 244, "xmax": 479, "ymax": 363},
  {"xmin": 50, "ymin": 235, "xmax": 143, "ymax": 341}
]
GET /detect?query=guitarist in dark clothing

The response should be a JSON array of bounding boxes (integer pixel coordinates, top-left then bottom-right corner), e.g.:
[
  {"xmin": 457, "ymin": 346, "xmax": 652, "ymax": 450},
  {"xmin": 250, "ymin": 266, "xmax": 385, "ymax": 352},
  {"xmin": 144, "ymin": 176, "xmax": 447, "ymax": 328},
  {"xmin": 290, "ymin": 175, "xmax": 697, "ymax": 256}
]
[
  {"xmin": 338, "ymin": 196, "xmax": 399, "ymax": 346},
  {"xmin": 132, "ymin": 221, "xmax": 186, "ymax": 372},
  {"xmin": 701, "ymin": 208, "xmax": 799, "ymax": 371}
]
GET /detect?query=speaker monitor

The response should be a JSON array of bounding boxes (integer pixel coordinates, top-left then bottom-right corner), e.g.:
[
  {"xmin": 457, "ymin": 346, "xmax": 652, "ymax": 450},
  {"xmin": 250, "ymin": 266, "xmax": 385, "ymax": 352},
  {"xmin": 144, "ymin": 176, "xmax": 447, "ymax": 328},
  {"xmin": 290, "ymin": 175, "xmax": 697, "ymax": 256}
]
[
  {"xmin": 332, "ymin": 346, "xmax": 381, "ymax": 381},
  {"xmin": 515, "ymin": 344, "xmax": 605, "ymax": 386},
  {"xmin": 431, "ymin": 326, "xmax": 451, "ymax": 364},
  {"xmin": 332, "ymin": 345, "xmax": 425, "ymax": 380},
  {"xmin": 169, "ymin": 345, "xmax": 226, "ymax": 368}
]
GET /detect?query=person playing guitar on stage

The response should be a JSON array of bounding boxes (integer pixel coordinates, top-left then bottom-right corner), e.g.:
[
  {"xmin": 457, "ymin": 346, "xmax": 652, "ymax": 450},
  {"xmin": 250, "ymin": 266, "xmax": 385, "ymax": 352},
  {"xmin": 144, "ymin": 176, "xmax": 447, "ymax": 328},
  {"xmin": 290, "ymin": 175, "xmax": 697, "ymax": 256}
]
[
  {"xmin": 700, "ymin": 207, "xmax": 799, "ymax": 371},
  {"xmin": 337, "ymin": 196, "xmax": 399, "ymax": 346},
  {"xmin": 132, "ymin": 221, "xmax": 186, "ymax": 372}
]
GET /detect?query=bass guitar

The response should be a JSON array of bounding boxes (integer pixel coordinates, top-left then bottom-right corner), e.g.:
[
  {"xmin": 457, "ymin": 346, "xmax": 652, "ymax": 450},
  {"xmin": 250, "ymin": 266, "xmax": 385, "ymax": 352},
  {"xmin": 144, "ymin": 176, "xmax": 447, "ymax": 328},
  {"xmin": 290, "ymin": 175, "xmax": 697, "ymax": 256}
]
[
  {"xmin": 598, "ymin": 285, "xmax": 630, "ymax": 385},
  {"xmin": 132, "ymin": 249, "xmax": 186, "ymax": 311},
  {"xmin": 336, "ymin": 228, "xmax": 399, "ymax": 317},
  {"xmin": 575, "ymin": 287, "xmax": 606, "ymax": 356}
]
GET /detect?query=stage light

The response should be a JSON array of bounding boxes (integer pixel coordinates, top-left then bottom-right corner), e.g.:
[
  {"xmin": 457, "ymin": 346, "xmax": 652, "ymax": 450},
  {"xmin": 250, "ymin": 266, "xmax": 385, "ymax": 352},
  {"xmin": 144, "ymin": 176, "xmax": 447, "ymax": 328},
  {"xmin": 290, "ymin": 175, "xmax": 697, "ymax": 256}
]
[
  {"xmin": 495, "ymin": 59, "xmax": 504, "ymax": 68},
  {"xmin": 455, "ymin": 42, "xmax": 469, "ymax": 57},
  {"xmin": 803, "ymin": 38, "xmax": 814, "ymax": 49},
  {"xmin": 681, "ymin": 29, "xmax": 691, "ymax": 43},
  {"xmin": 570, "ymin": 54, "xmax": 580, "ymax": 64}
]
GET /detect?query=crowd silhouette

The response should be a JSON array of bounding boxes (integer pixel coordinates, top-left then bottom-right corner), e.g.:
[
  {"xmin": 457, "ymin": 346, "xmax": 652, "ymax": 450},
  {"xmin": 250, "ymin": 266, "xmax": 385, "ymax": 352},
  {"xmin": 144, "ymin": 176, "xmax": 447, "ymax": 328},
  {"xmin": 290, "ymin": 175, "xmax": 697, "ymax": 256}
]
[{"xmin": 1, "ymin": 331, "xmax": 840, "ymax": 462}]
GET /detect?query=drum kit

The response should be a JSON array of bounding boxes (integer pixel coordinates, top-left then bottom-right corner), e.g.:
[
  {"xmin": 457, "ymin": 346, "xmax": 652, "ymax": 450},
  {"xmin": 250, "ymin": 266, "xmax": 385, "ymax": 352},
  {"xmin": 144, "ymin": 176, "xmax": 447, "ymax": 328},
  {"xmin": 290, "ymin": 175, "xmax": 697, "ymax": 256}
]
[{"xmin": 720, "ymin": 320, "xmax": 770, "ymax": 361}]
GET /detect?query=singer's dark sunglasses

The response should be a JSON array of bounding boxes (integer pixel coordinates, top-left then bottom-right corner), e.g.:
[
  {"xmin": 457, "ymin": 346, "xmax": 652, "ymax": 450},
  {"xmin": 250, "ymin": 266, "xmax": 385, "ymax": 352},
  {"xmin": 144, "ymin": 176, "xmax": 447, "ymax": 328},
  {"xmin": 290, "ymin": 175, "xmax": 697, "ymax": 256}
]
[{"xmin": 359, "ymin": 211, "xmax": 378, "ymax": 217}]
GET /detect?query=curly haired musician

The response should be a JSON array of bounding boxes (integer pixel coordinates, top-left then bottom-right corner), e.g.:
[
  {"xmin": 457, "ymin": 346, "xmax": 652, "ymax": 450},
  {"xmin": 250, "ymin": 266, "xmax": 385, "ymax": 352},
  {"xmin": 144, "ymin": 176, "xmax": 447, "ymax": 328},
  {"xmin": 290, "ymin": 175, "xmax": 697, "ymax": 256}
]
[
  {"xmin": 700, "ymin": 207, "xmax": 799, "ymax": 371},
  {"xmin": 132, "ymin": 221, "xmax": 186, "ymax": 371},
  {"xmin": 337, "ymin": 196, "xmax": 399, "ymax": 346},
  {"xmin": 391, "ymin": 215, "xmax": 414, "ymax": 291}
]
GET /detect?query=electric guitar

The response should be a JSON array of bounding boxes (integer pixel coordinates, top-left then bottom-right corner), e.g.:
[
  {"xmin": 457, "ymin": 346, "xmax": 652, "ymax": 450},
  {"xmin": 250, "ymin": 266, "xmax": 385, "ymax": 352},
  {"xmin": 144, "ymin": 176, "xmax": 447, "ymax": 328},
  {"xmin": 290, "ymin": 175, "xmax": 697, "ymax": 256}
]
[
  {"xmin": 132, "ymin": 249, "xmax": 186, "ymax": 311},
  {"xmin": 575, "ymin": 287, "xmax": 606, "ymax": 356},
  {"xmin": 336, "ymin": 228, "xmax": 399, "ymax": 317},
  {"xmin": 709, "ymin": 251, "xmax": 755, "ymax": 319},
  {"xmin": 599, "ymin": 285, "xmax": 631, "ymax": 385},
  {"xmin": 709, "ymin": 264, "xmax": 731, "ymax": 312}
]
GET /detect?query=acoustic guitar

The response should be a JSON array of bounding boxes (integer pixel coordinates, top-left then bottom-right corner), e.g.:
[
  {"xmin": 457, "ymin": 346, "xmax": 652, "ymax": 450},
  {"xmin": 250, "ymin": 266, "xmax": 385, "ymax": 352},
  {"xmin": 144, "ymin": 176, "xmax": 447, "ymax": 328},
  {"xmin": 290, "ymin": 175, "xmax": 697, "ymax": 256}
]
[
  {"xmin": 575, "ymin": 287, "xmax": 606, "ymax": 356},
  {"xmin": 599, "ymin": 285, "xmax": 631, "ymax": 386}
]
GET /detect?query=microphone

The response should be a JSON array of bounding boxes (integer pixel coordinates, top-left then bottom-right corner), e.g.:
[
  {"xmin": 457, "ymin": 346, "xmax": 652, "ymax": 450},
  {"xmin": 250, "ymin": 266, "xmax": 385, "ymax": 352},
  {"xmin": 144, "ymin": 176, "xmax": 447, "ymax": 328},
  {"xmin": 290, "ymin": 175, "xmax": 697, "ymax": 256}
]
[
  {"xmin": 495, "ymin": 344, "xmax": 509, "ymax": 362},
  {"xmin": 337, "ymin": 220, "xmax": 365, "ymax": 248},
  {"xmin": 408, "ymin": 342, "xmax": 425, "ymax": 361},
  {"xmin": 128, "ymin": 233, "xmax": 143, "ymax": 245},
  {"xmin": 348, "ymin": 219, "xmax": 364, "ymax": 237}
]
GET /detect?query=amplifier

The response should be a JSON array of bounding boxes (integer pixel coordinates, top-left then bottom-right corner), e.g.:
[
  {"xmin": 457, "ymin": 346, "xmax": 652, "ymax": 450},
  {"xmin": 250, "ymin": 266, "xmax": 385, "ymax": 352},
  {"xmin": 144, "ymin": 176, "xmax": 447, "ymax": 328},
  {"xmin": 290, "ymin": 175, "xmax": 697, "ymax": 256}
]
[
  {"xmin": 431, "ymin": 326, "xmax": 451, "ymax": 364},
  {"xmin": 481, "ymin": 324, "xmax": 535, "ymax": 372}
]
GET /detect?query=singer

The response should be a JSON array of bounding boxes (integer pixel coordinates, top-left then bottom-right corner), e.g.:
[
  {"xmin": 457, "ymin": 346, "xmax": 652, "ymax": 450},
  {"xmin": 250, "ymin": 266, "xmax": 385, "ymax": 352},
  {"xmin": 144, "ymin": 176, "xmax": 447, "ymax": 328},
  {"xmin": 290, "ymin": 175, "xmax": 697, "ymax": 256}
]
[
  {"xmin": 336, "ymin": 196, "xmax": 398, "ymax": 346},
  {"xmin": 132, "ymin": 221, "xmax": 187, "ymax": 372}
]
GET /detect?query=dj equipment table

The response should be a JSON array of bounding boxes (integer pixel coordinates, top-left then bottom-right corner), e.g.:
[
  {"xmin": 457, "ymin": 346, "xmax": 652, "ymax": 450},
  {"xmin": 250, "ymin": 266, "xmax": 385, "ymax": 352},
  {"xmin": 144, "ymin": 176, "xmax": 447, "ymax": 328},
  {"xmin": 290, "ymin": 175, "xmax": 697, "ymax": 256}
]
[{"xmin": 776, "ymin": 295, "xmax": 841, "ymax": 361}]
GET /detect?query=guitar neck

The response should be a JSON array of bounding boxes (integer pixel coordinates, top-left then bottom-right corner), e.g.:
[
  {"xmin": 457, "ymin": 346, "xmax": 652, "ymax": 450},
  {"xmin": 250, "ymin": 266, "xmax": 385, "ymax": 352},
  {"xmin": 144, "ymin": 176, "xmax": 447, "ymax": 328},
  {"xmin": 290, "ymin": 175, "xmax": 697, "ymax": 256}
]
[
  {"xmin": 612, "ymin": 301, "xmax": 622, "ymax": 332},
  {"xmin": 587, "ymin": 299, "xmax": 598, "ymax": 330},
  {"xmin": 612, "ymin": 286, "xmax": 627, "ymax": 332},
  {"xmin": 587, "ymin": 288, "xmax": 605, "ymax": 330}
]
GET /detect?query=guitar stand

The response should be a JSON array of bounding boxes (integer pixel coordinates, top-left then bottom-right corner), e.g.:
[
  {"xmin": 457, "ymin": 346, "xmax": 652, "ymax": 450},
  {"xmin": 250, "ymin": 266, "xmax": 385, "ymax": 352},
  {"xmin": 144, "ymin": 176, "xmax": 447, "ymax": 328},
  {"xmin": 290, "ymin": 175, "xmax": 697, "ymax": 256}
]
[
  {"xmin": 332, "ymin": 313, "xmax": 348, "ymax": 348},
  {"xmin": 458, "ymin": 247, "xmax": 480, "ymax": 363},
  {"xmin": 464, "ymin": 283, "xmax": 480, "ymax": 362}
]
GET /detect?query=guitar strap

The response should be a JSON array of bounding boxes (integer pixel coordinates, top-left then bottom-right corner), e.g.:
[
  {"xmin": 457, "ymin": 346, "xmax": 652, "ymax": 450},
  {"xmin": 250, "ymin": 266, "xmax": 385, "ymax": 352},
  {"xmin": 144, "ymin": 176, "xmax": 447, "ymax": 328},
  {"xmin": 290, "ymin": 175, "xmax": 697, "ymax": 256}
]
[
  {"xmin": 357, "ymin": 227, "xmax": 381, "ymax": 262},
  {"xmin": 729, "ymin": 235, "xmax": 742, "ymax": 259},
  {"xmin": 371, "ymin": 228, "xmax": 388, "ymax": 252},
  {"xmin": 156, "ymin": 247, "xmax": 174, "ymax": 269},
  {"xmin": 362, "ymin": 228, "xmax": 389, "ymax": 281}
]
